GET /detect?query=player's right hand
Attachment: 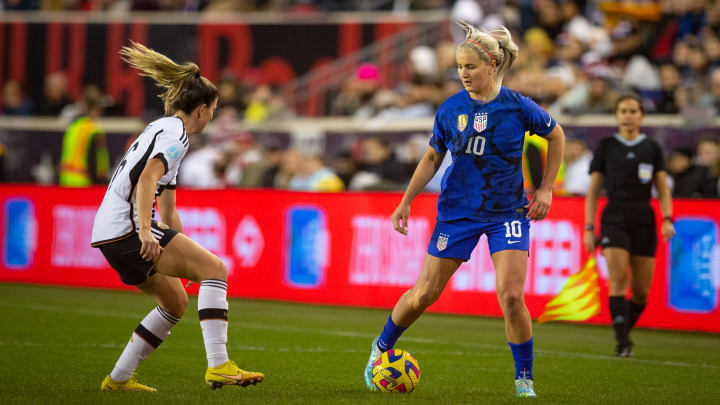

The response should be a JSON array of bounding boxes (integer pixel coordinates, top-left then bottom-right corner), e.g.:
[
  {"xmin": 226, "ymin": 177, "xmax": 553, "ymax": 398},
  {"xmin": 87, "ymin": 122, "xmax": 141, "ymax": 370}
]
[
  {"xmin": 583, "ymin": 230, "xmax": 597, "ymax": 253},
  {"xmin": 391, "ymin": 203, "xmax": 410, "ymax": 236},
  {"xmin": 139, "ymin": 228, "xmax": 164, "ymax": 262}
]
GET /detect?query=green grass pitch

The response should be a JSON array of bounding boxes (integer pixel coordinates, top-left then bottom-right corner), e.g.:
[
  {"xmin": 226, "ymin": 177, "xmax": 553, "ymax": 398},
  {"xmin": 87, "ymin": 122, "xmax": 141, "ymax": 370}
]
[{"xmin": 0, "ymin": 283, "xmax": 718, "ymax": 404}]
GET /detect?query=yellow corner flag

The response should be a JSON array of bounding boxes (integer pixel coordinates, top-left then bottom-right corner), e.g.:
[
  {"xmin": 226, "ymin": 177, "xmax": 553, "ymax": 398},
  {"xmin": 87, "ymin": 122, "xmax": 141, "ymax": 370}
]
[{"xmin": 537, "ymin": 257, "xmax": 601, "ymax": 323}]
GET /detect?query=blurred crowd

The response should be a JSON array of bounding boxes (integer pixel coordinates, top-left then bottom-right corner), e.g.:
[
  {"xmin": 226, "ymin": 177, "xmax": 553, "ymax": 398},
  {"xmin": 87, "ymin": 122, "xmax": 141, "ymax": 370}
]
[
  {"xmin": 2, "ymin": 0, "xmax": 720, "ymax": 198},
  {"xmin": 1, "ymin": 0, "xmax": 449, "ymax": 12}
]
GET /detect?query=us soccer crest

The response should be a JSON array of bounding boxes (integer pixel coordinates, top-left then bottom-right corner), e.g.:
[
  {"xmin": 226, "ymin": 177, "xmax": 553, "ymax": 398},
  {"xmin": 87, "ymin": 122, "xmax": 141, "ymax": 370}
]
[
  {"xmin": 457, "ymin": 114, "xmax": 468, "ymax": 131},
  {"xmin": 474, "ymin": 112, "xmax": 487, "ymax": 132},
  {"xmin": 436, "ymin": 233, "xmax": 449, "ymax": 251}
]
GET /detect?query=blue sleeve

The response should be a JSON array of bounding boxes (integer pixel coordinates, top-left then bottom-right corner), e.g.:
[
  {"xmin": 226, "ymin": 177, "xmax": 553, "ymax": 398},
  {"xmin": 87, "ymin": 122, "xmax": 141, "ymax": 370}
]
[
  {"xmin": 429, "ymin": 109, "xmax": 448, "ymax": 154},
  {"xmin": 520, "ymin": 94, "xmax": 556, "ymax": 137}
]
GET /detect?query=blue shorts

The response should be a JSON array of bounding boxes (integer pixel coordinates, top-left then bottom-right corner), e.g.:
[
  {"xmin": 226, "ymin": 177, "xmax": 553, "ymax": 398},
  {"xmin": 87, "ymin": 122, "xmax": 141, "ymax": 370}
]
[{"xmin": 428, "ymin": 217, "xmax": 531, "ymax": 261}]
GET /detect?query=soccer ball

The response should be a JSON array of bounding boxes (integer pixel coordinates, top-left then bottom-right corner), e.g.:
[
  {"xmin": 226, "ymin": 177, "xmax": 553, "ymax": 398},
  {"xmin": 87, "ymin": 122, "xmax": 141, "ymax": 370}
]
[{"xmin": 371, "ymin": 349, "xmax": 421, "ymax": 393}]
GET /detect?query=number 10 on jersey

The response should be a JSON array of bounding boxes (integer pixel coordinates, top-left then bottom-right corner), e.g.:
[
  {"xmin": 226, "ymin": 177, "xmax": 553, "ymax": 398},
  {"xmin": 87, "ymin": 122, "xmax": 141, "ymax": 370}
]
[{"xmin": 465, "ymin": 136, "xmax": 486, "ymax": 156}]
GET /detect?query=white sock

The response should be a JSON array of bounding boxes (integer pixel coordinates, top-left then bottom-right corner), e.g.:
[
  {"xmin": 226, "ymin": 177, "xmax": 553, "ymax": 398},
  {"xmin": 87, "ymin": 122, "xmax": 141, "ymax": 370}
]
[
  {"xmin": 109, "ymin": 306, "xmax": 180, "ymax": 382},
  {"xmin": 198, "ymin": 279, "xmax": 230, "ymax": 368}
]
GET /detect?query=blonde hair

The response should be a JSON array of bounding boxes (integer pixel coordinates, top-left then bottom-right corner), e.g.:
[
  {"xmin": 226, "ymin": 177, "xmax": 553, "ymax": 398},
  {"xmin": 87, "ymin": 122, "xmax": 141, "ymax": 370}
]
[
  {"xmin": 119, "ymin": 41, "xmax": 217, "ymax": 115},
  {"xmin": 456, "ymin": 21, "xmax": 519, "ymax": 86}
]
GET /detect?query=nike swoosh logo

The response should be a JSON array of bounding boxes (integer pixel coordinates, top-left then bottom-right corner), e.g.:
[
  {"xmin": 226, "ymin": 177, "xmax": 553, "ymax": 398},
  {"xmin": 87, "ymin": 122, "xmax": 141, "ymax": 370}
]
[
  {"xmin": 508, "ymin": 240, "xmax": 521, "ymax": 244},
  {"xmin": 211, "ymin": 373, "xmax": 245, "ymax": 381},
  {"xmin": 546, "ymin": 118, "xmax": 552, "ymax": 127}
]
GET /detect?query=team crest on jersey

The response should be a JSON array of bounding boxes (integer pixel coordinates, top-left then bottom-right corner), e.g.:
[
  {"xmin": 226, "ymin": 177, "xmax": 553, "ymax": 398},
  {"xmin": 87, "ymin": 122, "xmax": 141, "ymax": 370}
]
[
  {"xmin": 436, "ymin": 233, "xmax": 449, "ymax": 251},
  {"xmin": 457, "ymin": 114, "xmax": 468, "ymax": 131},
  {"xmin": 474, "ymin": 112, "xmax": 487, "ymax": 132},
  {"xmin": 156, "ymin": 222, "xmax": 169, "ymax": 229}
]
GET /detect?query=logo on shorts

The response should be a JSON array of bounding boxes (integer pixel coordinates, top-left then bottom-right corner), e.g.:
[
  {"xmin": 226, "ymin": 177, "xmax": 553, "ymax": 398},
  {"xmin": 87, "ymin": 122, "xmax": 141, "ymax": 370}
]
[
  {"xmin": 457, "ymin": 114, "xmax": 468, "ymax": 131},
  {"xmin": 474, "ymin": 112, "xmax": 487, "ymax": 132},
  {"xmin": 156, "ymin": 222, "xmax": 169, "ymax": 230},
  {"xmin": 437, "ymin": 233, "xmax": 449, "ymax": 251}
]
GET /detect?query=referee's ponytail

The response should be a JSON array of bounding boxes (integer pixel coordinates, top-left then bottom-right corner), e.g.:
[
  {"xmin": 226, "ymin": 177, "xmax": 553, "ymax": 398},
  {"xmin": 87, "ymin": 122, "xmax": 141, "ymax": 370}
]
[{"xmin": 120, "ymin": 41, "xmax": 217, "ymax": 116}]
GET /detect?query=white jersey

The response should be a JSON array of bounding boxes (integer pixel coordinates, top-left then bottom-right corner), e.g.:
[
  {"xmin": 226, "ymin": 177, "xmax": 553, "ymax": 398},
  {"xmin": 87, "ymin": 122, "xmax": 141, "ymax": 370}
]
[{"xmin": 91, "ymin": 116, "xmax": 189, "ymax": 246}]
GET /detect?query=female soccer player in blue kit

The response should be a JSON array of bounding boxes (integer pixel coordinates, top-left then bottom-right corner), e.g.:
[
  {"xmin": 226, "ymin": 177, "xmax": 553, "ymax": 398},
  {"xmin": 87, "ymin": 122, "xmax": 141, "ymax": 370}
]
[{"xmin": 364, "ymin": 22, "xmax": 565, "ymax": 397}]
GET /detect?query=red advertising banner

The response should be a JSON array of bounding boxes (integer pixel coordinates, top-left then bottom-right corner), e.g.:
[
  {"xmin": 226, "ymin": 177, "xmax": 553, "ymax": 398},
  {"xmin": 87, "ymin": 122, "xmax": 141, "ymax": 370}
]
[{"xmin": 1, "ymin": 186, "xmax": 718, "ymax": 332}]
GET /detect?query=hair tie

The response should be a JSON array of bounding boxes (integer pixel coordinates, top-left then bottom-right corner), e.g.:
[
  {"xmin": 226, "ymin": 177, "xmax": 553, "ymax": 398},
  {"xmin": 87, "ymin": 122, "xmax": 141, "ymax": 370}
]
[
  {"xmin": 463, "ymin": 39, "xmax": 496, "ymax": 64},
  {"xmin": 194, "ymin": 71, "xmax": 201, "ymax": 79}
]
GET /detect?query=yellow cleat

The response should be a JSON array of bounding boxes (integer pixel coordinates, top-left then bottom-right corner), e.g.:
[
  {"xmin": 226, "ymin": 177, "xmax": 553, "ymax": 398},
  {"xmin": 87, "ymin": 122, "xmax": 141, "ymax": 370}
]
[
  {"xmin": 100, "ymin": 374, "xmax": 157, "ymax": 392},
  {"xmin": 205, "ymin": 360, "xmax": 264, "ymax": 390}
]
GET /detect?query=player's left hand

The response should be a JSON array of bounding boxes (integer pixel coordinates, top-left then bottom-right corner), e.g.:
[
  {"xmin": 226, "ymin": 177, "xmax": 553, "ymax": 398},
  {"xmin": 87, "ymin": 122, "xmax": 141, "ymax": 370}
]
[
  {"xmin": 661, "ymin": 221, "xmax": 675, "ymax": 242},
  {"xmin": 526, "ymin": 187, "xmax": 552, "ymax": 220}
]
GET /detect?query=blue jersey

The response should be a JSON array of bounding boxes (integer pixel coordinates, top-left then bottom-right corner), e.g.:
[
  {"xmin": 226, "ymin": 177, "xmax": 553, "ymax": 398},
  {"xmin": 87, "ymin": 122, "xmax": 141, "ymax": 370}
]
[{"xmin": 429, "ymin": 87, "xmax": 556, "ymax": 222}]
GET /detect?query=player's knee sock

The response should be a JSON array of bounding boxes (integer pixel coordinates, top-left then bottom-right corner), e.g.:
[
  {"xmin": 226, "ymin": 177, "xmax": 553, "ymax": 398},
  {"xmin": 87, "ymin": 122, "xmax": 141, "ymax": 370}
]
[
  {"xmin": 609, "ymin": 296, "xmax": 630, "ymax": 346},
  {"xmin": 110, "ymin": 306, "xmax": 179, "ymax": 382},
  {"xmin": 627, "ymin": 299, "xmax": 646, "ymax": 333},
  {"xmin": 377, "ymin": 314, "xmax": 407, "ymax": 352},
  {"xmin": 198, "ymin": 279, "xmax": 230, "ymax": 368},
  {"xmin": 508, "ymin": 337, "xmax": 534, "ymax": 380}
]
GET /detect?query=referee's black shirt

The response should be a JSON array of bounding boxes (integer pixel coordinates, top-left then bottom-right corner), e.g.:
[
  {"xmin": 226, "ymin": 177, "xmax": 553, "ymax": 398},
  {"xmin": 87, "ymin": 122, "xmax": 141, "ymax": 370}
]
[{"xmin": 589, "ymin": 134, "xmax": 665, "ymax": 202}]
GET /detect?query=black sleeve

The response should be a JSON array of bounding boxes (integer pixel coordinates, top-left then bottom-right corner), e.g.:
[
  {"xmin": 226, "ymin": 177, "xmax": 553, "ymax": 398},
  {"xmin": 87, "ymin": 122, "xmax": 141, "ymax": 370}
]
[
  {"xmin": 589, "ymin": 138, "xmax": 607, "ymax": 174},
  {"xmin": 151, "ymin": 153, "xmax": 170, "ymax": 176}
]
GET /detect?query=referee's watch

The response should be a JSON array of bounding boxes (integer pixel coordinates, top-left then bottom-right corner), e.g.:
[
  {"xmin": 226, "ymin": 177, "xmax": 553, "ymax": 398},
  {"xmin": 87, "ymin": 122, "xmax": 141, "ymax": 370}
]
[
  {"xmin": 585, "ymin": 224, "xmax": 594, "ymax": 231},
  {"xmin": 663, "ymin": 216, "xmax": 674, "ymax": 224}
]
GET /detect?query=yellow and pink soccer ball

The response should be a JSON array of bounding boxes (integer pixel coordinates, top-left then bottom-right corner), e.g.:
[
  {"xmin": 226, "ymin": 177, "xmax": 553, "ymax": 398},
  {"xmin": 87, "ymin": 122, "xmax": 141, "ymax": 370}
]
[{"xmin": 371, "ymin": 349, "xmax": 421, "ymax": 393}]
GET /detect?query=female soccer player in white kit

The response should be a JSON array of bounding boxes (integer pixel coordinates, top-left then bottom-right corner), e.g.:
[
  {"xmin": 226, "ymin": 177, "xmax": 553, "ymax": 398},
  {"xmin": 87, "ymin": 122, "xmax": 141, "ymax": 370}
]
[
  {"xmin": 364, "ymin": 22, "xmax": 565, "ymax": 397},
  {"xmin": 91, "ymin": 42, "xmax": 263, "ymax": 391}
]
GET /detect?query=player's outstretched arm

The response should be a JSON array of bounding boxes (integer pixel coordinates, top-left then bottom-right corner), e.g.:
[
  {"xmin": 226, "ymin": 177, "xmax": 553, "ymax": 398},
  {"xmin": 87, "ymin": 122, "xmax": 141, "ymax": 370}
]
[
  {"xmin": 392, "ymin": 146, "xmax": 445, "ymax": 235},
  {"xmin": 527, "ymin": 124, "xmax": 565, "ymax": 220}
]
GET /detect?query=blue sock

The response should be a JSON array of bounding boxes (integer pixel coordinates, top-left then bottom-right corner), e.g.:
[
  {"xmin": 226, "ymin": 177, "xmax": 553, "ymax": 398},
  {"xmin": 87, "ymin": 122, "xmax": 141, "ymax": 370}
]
[
  {"xmin": 377, "ymin": 315, "xmax": 407, "ymax": 352},
  {"xmin": 508, "ymin": 337, "xmax": 534, "ymax": 380}
]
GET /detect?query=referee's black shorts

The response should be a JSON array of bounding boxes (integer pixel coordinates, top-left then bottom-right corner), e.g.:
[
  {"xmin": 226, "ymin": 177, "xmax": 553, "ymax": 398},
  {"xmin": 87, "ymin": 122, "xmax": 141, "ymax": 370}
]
[
  {"xmin": 599, "ymin": 201, "xmax": 657, "ymax": 257},
  {"xmin": 98, "ymin": 221, "xmax": 179, "ymax": 285}
]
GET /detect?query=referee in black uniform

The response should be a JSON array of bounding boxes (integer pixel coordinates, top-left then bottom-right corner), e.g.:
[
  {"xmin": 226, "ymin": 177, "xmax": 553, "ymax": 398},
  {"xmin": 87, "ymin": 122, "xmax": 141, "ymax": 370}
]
[{"xmin": 584, "ymin": 94, "xmax": 675, "ymax": 357}]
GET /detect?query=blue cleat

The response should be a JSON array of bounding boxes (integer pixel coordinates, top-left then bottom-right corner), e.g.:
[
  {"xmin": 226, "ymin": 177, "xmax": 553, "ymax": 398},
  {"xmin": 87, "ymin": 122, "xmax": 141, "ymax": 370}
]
[
  {"xmin": 364, "ymin": 337, "xmax": 383, "ymax": 391},
  {"xmin": 515, "ymin": 378, "xmax": 537, "ymax": 398}
]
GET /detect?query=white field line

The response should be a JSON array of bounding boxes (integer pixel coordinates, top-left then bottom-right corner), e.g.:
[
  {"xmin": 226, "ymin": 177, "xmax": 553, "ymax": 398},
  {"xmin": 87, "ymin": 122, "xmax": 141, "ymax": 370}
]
[{"xmin": 1, "ymin": 302, "xmax": 719, "ymax": 370}]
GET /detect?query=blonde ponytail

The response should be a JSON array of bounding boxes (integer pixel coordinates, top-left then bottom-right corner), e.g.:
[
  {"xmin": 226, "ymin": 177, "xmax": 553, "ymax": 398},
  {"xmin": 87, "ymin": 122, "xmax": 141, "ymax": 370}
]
[{"xmin": 120, "ymin": 41, "xmax": 216, "ymax": 115}]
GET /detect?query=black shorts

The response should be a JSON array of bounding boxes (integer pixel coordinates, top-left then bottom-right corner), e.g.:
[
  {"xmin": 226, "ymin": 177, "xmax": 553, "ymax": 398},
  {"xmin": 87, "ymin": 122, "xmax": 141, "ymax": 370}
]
[
  {"xmin": 599, "ymin": 201, "xmax": 657, "ymax": 257},
  {"xmin": 97, "ymin": 221, "xmax": 179, "ymax": 285}
]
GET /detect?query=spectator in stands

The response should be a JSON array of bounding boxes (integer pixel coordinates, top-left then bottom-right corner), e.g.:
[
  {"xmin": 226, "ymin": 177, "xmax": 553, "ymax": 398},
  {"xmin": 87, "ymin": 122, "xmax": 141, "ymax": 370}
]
[
  {"xmin": 222, "ymin": 131, "xmax": 263, "ymax": 186},
  {"xmin": 331, "ymin": 63, "xmax": 382, "ymax": 118},
  {"xmin": 709, "ymin": 67, "xmax": 720, "ymax": 113},
  {"xmin": 329, "ymin": 150, "xmax": 359, "ymax": 190},
  {"xmin": 216, "ymin": 75, "xmax": 242, "ymax": 110},
  {"xmin": 656, "ymin": 63, "xmax": 681, "ymax": 113},
  {"xmin": 239, "ymin": 139, "xmax": 287, "ymax": 188},
  {"xmin": 562, "ymin": 133, "xmax": 592, "ymax": 196},
  {"xmin": 59, "ymin": 97, "xmax": 109, "ymax": 186},
  {"xmin": 1, "ymin": 80, "xmax": 35, "ymax": 116},
  {"xmin": 178, "ymin": 133, "xmax": 225, "ymax": 189},
  {"xmin": 666, "ymin": 147, "xmax": 717, "ymax": 198},
  {"xmin": 696, "ymin": 135, "xmax": 720, "ymax": 178},
  {"xmin": 288, "ymin": 153, "xmax": 344, "ymax": 192},
  {"xmin": 38, "ymin": 72, "xmax": 73, "ymax": 116},
  {"xmin": 350, "ymin": 137, "xmax": 406, "ymax": 190}
]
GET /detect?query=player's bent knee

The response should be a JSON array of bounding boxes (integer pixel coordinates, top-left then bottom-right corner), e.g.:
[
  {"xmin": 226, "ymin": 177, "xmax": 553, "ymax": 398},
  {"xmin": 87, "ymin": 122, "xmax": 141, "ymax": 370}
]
[
  {"xmin": 409, "ymin": 289, "xmax": 439, "ymax": 310},
  {"xmin": 202, "ymin": 256, "xmax": 227, "ymax": 281},
  {"xmin": 161, "ymin": 291, "xmax": 188, "ymax": 317}
]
